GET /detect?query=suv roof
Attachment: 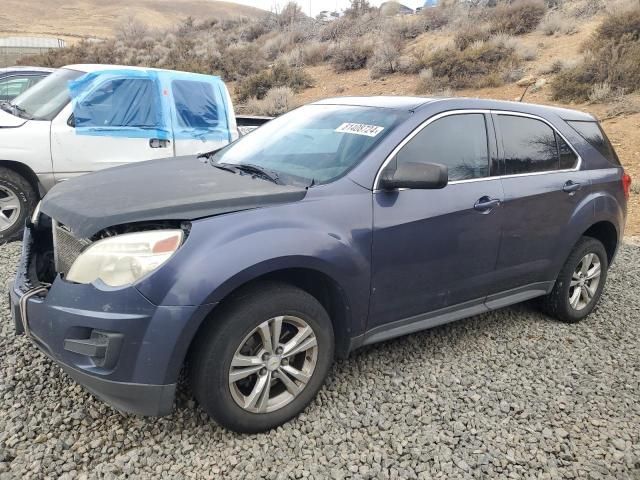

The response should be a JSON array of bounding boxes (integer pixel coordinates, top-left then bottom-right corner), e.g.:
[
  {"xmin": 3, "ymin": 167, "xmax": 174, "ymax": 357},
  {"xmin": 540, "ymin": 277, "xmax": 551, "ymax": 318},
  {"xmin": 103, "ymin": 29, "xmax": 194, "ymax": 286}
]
[{"xmin": 313, "ymin": 96, "xmax": 596, "ymax": 121}]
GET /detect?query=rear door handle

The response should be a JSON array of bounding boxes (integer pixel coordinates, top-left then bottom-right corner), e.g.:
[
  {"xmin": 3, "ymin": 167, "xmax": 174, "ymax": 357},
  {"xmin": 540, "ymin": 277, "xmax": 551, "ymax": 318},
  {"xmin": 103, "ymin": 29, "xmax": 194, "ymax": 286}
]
[
  {"xmin": 149, "ymin": 138, "xmax": 170, "ymax": 148},
  {"xmin": 474, "ymin": 196, "xmax": 501, "ymax": 213},
  {"xmin": 562, "ymin": 180, "xmax": 582, "ymax": 193}
]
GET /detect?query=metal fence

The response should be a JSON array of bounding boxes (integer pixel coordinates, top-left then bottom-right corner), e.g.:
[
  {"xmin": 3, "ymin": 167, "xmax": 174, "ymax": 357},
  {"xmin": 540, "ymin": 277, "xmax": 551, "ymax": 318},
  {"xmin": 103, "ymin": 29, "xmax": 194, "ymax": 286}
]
[{"xmin": 0, "ymin": 37, "xmax": 65, "ymax": 67}]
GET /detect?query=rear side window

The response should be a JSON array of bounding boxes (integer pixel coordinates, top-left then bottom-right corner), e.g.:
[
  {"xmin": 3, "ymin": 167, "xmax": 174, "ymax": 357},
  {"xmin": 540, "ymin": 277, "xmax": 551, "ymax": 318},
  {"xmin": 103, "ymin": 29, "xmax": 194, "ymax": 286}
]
[
  {"xmin": 498, "ymin": 115, "xmax": 559, "ymax": 174},
  {"xmin": 396, "ymin": 113, "xmax": 490, "ymax": 181},
  {"xmin": 557, "ymin": 134, "xmax": 578, "ymax": 169},
  {"xmin": 172, "ymin": 80, "xmax": 220, "ymax": 129},
  {"xmin": 567, "ymin": 120, "xmax": 620, "ymax": 165}
]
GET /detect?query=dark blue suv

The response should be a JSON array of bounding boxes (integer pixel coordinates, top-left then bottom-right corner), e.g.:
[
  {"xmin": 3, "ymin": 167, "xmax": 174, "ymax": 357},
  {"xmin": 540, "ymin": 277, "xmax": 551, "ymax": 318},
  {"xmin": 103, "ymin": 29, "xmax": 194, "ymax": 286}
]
[{"xmin": 10, "ymin": 97, "xmax": 630, "ymax": 432}]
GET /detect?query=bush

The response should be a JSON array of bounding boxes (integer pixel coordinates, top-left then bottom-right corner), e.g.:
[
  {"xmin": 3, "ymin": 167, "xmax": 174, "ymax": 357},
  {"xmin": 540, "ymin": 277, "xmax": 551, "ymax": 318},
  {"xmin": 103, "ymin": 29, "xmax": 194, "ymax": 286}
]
[
  {"xmin": 551, "ymin": 7, "xmax": 640, "ymax": 101},
  {"xmin": 415, "ymin": 68, "xmax": 451, "ymax": 95},
  {"xmin": 331, "ymin": 42, "xmax": 374, "ymax": 72},
  {"xmin": 368, "ymin": 35, "xmax": 404, "ymax": 78},
  {"xmin": 244, "ymin": 87, "xmax": 296, "ymax": 116},
  {"xmin": 454, "ymin": 24, "xmax": 490, "ymax": 50},
  {"xmin": 539, "ymin": 12, "xmax": 576, "ymax": 35},
  {"xmin": 235, "ymin": 62, "xmax": 312, "ymax": 102},
  {"xmin": 422, "ymin": 40, "xmax": 520, "ymax": 89},
  {"xmin": 489, "ymin": 0, "xmax": 547, "ymax": 35}
]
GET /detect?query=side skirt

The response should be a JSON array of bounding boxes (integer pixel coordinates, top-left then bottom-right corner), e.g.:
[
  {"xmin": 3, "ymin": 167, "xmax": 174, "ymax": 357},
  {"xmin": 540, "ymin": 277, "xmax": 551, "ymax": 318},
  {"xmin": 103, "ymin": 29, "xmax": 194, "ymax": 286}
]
[{"xmin": 349, "ymin": 281, "xmax": 554, "ymax": 352}]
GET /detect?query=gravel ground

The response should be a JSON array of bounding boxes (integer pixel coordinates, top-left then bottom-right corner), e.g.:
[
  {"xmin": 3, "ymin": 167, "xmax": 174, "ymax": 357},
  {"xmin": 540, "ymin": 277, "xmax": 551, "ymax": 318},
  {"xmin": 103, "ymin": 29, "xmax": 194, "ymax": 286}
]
[{"xmin": 0, "ymin": 241, "xmax": 639, "ymax": 480}]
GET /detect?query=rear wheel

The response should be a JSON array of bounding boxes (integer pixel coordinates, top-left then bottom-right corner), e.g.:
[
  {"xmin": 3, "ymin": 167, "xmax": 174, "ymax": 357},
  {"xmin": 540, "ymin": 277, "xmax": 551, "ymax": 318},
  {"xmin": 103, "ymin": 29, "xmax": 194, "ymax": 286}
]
[
  {"xmin": 540, "ymin": 236, "xmax": 608, "ymax": 323},
  {"xmin": 190, "ymin": 282, "xmax": 334, "ymax": 433},
  {"xmin": 0, "ymin": 167, "xmax": 38, "ymax": 243}
]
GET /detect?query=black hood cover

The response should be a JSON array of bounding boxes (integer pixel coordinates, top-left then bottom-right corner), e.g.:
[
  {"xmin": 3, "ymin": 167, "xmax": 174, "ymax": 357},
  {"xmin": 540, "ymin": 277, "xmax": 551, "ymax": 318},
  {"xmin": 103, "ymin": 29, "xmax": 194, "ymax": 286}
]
[{"xmin": 41, "ymin": 156, "xmax": 307, "ymax": 238}]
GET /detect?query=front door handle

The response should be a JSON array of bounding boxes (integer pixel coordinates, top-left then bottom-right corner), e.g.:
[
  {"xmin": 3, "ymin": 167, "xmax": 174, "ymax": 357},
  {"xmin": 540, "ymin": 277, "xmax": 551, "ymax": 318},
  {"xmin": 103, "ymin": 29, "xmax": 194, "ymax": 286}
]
[
  {"xmin": 474, "ymin": 196, "xmax": 501, "ymax": 213},
  {"xmin": 149, "ymin": 138, "xmax": 170, "ymax": 148},
  {"xmin": 562, "ymin": 180, "xmax": 581, "ymax": 193}
]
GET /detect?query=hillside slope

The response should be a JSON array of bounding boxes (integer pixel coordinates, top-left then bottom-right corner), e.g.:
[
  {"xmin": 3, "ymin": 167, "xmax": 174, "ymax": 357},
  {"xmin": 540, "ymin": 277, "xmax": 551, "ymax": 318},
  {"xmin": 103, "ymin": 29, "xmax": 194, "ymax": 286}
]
[{"xmin": 0, "ymin": 0, "xmax": 265, "ymax": 40}]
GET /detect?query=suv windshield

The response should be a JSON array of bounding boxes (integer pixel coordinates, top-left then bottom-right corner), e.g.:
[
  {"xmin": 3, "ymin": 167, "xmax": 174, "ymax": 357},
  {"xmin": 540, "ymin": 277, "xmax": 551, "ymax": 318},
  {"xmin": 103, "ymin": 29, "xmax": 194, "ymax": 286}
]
[
  {"xmin": 212, "ymin": 104, "xmax": 406, "ymax": 186},
  {"xmin": 8, "ymin": 68, "xmax": 83, "ymax": 121}
]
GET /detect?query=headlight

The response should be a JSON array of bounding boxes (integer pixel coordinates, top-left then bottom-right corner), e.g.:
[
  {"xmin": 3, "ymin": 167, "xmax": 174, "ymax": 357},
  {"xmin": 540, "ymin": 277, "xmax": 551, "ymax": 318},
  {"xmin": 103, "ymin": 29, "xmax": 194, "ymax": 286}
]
[{"xmin": 66, "ymin": 230, "xmax": 184, "ymax": 287}]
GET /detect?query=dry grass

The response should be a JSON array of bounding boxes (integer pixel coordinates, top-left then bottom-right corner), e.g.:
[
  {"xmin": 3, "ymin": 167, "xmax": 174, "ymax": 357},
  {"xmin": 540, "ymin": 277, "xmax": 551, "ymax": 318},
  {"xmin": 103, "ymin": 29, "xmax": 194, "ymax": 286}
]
[{"xmin": 488, "ymin": 0, "xmax": 547, "ymax": 35}]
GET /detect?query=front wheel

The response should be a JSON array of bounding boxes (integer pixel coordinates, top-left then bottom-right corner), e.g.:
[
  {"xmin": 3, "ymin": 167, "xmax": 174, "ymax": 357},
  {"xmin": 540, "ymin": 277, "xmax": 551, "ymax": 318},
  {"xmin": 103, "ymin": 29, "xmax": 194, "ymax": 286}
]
[
  {"xmin": 0, "ymin": 167, "xmax": 38, "ymax": 243},
  {"xmin": 540, "ymin": 236, "xmax": 609, "ymax": 323},
  {"xmin": 190, "ymin": 282, "xmax": 334, "ymax": 433}
]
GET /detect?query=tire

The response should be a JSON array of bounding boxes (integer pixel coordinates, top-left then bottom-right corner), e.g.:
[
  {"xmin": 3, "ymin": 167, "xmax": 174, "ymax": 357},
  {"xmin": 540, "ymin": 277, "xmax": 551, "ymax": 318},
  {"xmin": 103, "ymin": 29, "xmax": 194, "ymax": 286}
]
[
  {"xmin": 190, "ymin": 282, "xmax": 335, "ymax": 433},
  {"xmin": 540, "ymin": 236, "xmax": 609, "ymax": 323},
  {"xmin": 0, "ymin": 167, "xmax": 38, "ymax": 243}
]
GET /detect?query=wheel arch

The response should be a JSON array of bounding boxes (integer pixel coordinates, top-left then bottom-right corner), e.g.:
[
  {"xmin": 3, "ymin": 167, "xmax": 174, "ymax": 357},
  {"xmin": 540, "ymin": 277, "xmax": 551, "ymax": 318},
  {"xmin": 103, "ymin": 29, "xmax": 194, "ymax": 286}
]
[
  {"xmin": 0, "ymin": 160, "xmax": 43, "ymax": 198},
  {"xmin": 582, "ymin": 220, "xmax": 618, "ymax": 264},
  {"xmin": 170, "ymin": 265, "xmax": 354, "ymax": 384}
]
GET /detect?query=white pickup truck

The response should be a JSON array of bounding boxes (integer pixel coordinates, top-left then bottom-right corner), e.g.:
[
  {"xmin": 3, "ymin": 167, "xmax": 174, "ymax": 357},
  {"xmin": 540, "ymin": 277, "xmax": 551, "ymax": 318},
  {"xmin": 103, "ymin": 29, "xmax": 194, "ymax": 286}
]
[{"xmin": 0, "ymin": 64, "xmax": 270, "ymax": 241}]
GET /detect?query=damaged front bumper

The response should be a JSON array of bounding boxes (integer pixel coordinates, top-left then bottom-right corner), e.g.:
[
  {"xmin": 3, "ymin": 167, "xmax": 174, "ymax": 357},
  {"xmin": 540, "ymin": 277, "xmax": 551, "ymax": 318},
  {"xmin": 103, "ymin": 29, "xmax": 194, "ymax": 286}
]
[{"xmin": 8, "ymin": 224, "xmax": 202, "ymax": 416}]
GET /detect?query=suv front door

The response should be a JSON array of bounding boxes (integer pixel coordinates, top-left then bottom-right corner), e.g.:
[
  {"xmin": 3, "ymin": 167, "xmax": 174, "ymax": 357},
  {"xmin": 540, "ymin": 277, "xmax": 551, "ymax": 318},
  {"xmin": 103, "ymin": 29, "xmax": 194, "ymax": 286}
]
[{"xmin": 368, "ymin": 112, "xmax": 504, "ymax": 333}]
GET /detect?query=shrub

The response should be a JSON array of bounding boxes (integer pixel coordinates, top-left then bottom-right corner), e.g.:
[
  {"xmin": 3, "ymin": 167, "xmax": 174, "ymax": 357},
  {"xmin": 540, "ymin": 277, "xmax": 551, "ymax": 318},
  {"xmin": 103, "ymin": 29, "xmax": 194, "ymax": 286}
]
[
  {"xmin": 588, "ymin": 82, "xmax": 623, "ymax": 103},
  {"xmin": 422, "ymin": 40, "xmax": 520, "ymax": 89},
  {"xmin": 331, "ymin": 42, "xmax": 374, "ymax": 72},
  {"xmin": 368, "ymin": 35, "xmax": 404, "ymax": 78},
  {"xmin": 244, "ymin": 87, "xmax": 296, "ymax": 116},
  {"xmin": 489, "ymin": 0, "xmax": 547, "ymax": 35},
  {"xmin": 454, "ymin": 24, "xmax": 490, "ymax": 50},
  {"xmin": 213, "ymin": 43, "xmax": 267, "ymax": 81},
  {"xmin": 235, "ymin": 62, "xmax": 312, "ymax": 102},
  {"xmin": 551, "ymin": 7, "xmax": 640, "ymax": 101},
  {"xmin": 539, "ymin": 12, "xmax": 576, "ymax": 35},
  {"xmin": 415, "ymin": 68, "xmax": 451, "ymax": 95}
]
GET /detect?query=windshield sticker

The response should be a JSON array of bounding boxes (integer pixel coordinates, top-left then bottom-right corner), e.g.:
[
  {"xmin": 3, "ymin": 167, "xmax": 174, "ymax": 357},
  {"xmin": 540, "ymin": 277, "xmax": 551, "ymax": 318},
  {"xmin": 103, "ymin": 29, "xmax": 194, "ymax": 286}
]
[{"xmin": 335, "ymin": 122, "xmax": 384, "ymax": 137}]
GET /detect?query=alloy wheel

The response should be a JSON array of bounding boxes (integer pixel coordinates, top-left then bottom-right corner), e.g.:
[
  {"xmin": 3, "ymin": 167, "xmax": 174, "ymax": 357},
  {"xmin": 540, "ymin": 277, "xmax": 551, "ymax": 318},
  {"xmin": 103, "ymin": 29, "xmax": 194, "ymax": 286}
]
[
  {"xmin": 228, "ymin": 315, "xmax": 318, "ymax": 413},
  {"xmin": 0, "ymin": 186, "xmax": 21, "ymax": 233},
  {"xmin": 569, "ymin": 253, "xmax": 601, "ymax": 311}
]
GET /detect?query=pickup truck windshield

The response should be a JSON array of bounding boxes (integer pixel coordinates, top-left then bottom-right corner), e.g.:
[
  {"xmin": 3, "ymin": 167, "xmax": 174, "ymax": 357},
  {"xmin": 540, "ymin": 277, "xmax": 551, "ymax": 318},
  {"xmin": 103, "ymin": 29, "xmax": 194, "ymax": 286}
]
[
  {"xmin": 212, "ymin": 104, "xmax": 405, "ymax": 186},
  {"xmin": 10, "ymin": 68, "xmax": 83, "ymax": 121}
]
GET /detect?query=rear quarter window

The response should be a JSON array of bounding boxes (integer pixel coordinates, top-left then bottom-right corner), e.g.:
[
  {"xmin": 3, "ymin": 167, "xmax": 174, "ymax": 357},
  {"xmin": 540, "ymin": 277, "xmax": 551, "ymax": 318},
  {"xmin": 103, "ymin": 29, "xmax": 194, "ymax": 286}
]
[{"xmin": 567, "ymin": 120, "xmax": 620, "ymax": 166}]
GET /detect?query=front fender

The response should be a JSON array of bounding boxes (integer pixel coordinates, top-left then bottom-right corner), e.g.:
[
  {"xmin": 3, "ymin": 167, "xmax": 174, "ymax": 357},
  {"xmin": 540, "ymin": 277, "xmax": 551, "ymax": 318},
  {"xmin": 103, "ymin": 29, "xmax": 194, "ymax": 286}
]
[{"xmin": 135, "ymin": 186, "xmax": 373, "ymax": 330}]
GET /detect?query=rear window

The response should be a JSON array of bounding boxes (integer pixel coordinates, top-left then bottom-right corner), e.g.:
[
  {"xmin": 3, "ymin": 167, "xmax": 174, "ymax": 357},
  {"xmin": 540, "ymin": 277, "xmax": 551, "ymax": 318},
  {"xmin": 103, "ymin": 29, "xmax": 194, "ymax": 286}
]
[{"xmin": 567, "ymin": 120, "xmax": 620, "ymax": 166}]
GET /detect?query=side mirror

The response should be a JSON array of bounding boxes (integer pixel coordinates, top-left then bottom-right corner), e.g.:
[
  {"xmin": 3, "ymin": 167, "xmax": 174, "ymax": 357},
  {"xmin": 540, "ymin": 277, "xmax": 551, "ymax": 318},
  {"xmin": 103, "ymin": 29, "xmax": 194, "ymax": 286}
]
[
  {"xmin": 67, "ymin": 114, "xmax": 75, "ymax": 128},
  {"xmin": 379, "ymin": 161, "xmax": 448, "ymax": 190}
]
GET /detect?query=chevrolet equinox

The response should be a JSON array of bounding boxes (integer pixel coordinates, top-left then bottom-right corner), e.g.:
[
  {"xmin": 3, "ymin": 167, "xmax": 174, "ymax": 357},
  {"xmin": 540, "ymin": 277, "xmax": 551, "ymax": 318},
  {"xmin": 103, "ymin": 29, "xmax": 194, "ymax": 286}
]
[{"xmin": 10, "ymin": 97, "xmax": 630, "ymax": 432}]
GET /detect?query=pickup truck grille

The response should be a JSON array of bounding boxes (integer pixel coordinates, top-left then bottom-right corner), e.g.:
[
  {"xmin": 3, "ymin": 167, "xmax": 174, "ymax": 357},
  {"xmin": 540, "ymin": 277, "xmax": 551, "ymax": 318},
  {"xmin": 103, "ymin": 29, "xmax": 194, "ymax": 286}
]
[{"xmin": 53, "ymin": 222, "xmax": 91, "ymax": 276}]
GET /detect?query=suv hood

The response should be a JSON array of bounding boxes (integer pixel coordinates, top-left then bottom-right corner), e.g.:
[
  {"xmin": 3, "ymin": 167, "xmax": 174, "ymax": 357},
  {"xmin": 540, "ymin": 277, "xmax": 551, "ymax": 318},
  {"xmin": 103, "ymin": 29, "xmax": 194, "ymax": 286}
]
[
  {"xmin": 0, "ymin": 108, "xmax": 27, "ymax": 128},
  {"xmin": 41, "ymin": 156, "xmax": 307, "ymax": 238}
]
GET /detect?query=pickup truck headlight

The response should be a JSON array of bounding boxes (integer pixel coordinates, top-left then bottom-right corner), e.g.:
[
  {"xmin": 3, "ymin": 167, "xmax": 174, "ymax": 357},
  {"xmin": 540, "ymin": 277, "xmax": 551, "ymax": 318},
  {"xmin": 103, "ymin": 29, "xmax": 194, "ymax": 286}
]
[{"xmin": 66, "ymin": 230, "xmax": 184, "ymax": 287}]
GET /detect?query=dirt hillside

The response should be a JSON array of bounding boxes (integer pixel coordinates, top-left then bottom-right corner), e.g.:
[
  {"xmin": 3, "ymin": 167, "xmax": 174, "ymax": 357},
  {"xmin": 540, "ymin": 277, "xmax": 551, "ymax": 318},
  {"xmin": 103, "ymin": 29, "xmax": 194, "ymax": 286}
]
[{"xmin": 0, "ymin": 0, "xmax": 264, "ymax": 40}]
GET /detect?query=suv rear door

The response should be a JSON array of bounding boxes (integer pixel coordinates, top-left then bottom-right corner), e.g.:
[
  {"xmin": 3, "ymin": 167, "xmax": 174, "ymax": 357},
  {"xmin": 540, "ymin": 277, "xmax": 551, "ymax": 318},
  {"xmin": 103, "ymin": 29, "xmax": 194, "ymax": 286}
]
[
  {"xmin": 490, "ymin": 112, "xmax": 591, "ymax": 297},
  {"xmin": 369, "ymin": 111, "xmax": 504, "ymax": 331}
]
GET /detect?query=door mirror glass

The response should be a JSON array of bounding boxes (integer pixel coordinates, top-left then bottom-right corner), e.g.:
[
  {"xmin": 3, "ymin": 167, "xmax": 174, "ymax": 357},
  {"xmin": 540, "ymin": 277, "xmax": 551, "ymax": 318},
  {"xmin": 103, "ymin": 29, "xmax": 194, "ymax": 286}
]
[{"xmin": 379, "ymin": 161, "xmax": 448, "ymax": 190}]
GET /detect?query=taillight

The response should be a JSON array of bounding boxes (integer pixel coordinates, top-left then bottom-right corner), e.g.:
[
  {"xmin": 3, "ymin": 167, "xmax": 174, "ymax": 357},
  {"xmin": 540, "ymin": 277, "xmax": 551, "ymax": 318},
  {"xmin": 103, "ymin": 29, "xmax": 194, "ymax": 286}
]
[{"xmin": 622, "ymin": 172, "xmax": 632, "ymax": 200}]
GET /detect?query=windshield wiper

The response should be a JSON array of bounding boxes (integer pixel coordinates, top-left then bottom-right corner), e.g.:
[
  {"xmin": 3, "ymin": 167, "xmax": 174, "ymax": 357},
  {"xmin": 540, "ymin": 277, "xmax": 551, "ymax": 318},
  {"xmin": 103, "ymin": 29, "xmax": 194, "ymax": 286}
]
[
  {"xmin": 228, "ymin": 163, "xmax": 281, "ymax": 184},
  {"xmin": 211, "ymin": 163, "xmax": 237, "ymax": 174},
  {"xmin": 8, "ymin": 103, "xmax": 32, "ymax": 120}
]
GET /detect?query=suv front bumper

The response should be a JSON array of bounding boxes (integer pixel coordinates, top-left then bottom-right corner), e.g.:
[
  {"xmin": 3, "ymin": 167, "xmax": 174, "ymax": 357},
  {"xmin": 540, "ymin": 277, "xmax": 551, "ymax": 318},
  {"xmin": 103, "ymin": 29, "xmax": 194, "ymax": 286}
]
[{"xmin": 8, "ymin": 225, "xmax": 204, "ymax": 416}]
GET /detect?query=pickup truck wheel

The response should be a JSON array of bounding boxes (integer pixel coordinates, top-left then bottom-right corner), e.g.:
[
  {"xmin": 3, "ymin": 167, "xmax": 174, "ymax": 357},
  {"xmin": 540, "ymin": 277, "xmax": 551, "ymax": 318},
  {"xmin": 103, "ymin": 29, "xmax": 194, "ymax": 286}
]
[
  {"xmin": 190, "ymin": 282, "xmax": 334, "ymax": 433},
  {"xmin": 0, "ymin": 167, "xmax": 37, "ymax": 243},
  {"xmin": 540, "ymin": 237, "xmax": 608, "ymax": 323}
]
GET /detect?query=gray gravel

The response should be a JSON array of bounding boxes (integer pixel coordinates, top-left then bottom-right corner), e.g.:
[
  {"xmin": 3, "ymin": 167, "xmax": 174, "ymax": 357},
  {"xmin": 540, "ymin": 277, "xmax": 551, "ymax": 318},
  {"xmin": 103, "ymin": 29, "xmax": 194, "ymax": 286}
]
[{"xmin": 1, "ymin": 240, "xmax": 639, "ymax": 480}]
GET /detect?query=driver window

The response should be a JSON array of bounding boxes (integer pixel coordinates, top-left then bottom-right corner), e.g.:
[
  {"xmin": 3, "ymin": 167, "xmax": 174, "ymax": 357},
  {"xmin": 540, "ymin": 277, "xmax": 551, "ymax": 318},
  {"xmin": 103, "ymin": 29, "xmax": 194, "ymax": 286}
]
[
  {"xmin": 396, "ymin": 113, "xmax": 490, "ymax": 181},
  {"xmin": 75, "ymin": 78, "xmax": 160, "ymax": 128}
]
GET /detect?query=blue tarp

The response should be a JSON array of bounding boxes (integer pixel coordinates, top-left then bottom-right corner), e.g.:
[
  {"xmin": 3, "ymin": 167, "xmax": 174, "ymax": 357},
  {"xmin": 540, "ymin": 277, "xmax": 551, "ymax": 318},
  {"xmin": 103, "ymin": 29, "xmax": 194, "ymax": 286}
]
[{"xmin": 68, "ymin": 69, "xmax": 232, "ymax": 142}]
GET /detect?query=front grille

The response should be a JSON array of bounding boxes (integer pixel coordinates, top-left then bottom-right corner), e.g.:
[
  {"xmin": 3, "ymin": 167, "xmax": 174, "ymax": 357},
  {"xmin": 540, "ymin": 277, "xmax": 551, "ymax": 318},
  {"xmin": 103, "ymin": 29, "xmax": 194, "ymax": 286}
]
[{"xmin": 53, "ymin": 222, "xmax": 91, "ymax": 276}]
